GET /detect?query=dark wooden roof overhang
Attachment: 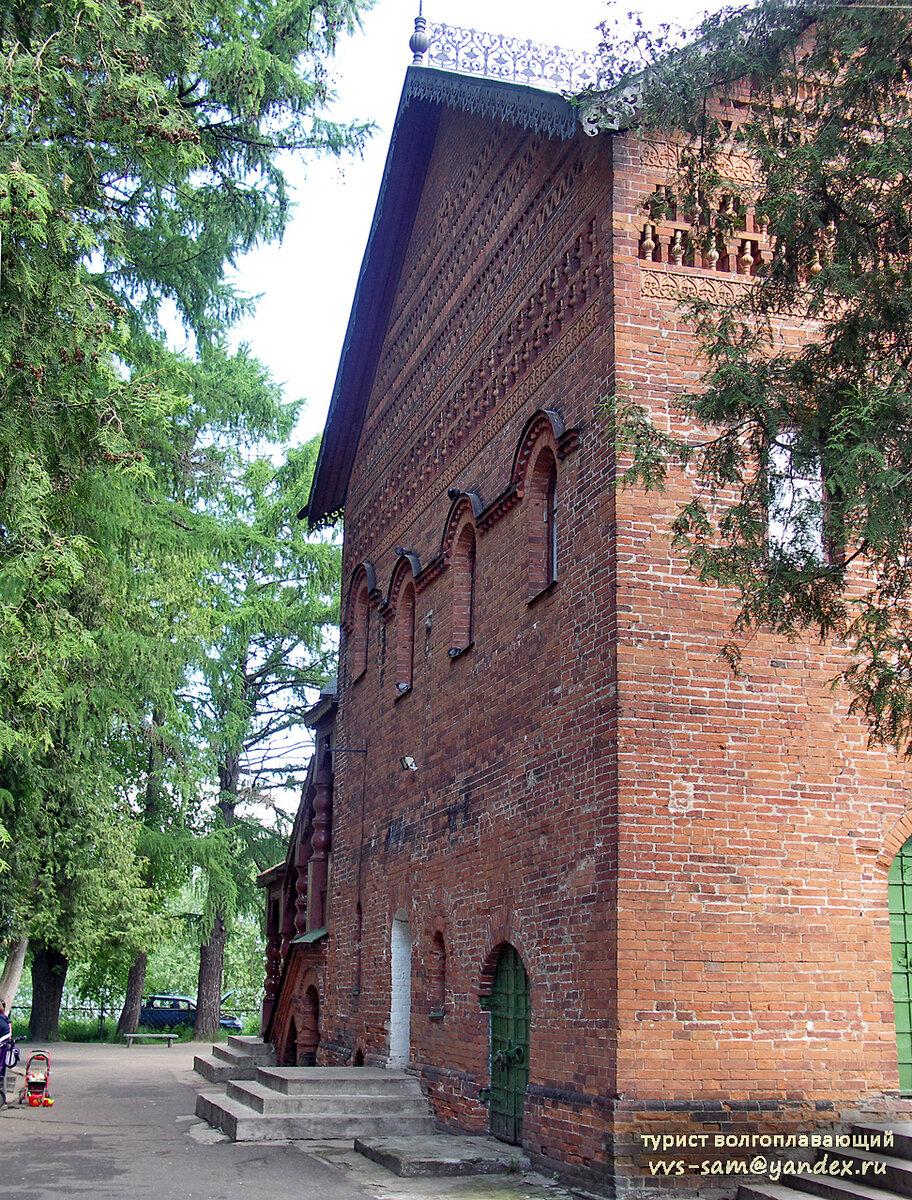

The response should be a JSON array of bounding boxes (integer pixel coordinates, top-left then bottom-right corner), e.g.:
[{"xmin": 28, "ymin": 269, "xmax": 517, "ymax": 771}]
[{"xmin": 303, "ymin": 66, "xmax": 579, "ymax": 528}]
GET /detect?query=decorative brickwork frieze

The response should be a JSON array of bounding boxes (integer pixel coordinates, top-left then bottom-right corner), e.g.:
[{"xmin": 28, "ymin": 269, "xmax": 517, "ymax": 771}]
[
  {"xmin": 358, "ymin": 299, "xmax": 599, "ymax": 562},
  {"xmin": 640, "ymin": 268, "xmax": 747, "ymax": 305},
  {"xmin": 347, "ymin": 113, "xmax": 604, "ymax": 562}
]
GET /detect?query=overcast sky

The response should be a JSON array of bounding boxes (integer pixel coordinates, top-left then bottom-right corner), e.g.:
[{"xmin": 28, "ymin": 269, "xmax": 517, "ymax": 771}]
[{"xmin": 227, "ymin": 0, "xmax": 715, "ymax": 446}]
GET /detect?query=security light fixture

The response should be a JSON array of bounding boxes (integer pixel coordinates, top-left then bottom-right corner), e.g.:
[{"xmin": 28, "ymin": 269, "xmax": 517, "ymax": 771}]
[
  {"xmin": 448, "ymin": 647, "xmax": 462, "ymax": 658},
  {"xmin": 400, "ymin": 756, "xmax": 419, "ymax": 771},
  {"xmin": 396, "ymin": 682, "xmax": 411, "ymax": 694}
]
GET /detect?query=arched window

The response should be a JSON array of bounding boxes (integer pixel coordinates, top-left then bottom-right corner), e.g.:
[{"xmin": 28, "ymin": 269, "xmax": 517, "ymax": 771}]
[
  {"xmin": 348, "ymin": 580, "xmax": 370, "ymax": 682},
  {"xmin": 429, "ymin": 931, "xmax": 447, "ymax": 1017},
  {"xmin": 450, "ymin": 524, "xmax": 476, "ymax": 654},
  {"xmin": 395, "ymin": 583, "xmax": 415, "ymax": 693},
  {"xmin": 528, "ymin": 448, "xmax": 558, "ymax": 596}
]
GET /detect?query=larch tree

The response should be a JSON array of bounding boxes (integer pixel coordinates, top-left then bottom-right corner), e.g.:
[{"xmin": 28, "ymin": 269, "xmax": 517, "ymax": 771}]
[{"xmin": 192, "ymin": 438, "xmax": 340, "ymax": 1039}]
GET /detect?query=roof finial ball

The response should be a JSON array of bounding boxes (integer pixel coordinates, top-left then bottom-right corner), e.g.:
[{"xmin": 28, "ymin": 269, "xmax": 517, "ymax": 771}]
[{"xmin": 410, "ymin": 5, "xmax": 430, "ymax": 64}]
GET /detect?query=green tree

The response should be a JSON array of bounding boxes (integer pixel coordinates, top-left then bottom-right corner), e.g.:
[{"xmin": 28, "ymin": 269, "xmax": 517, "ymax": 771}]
[
  {"xmin": 585, "ymin": 0, "xmax": 912, "ymax": 753},
  {"xmin": 0, "ymin": 0, "xmax": 369, "ymax": 752},
  {"xmin": 0, "ymin": 748, "xmax": 158, "ymax": 1040},
  {"xmin": 192, "ymin": 438, "xmax": 340, "ymax": 1039},
  {"xmin": 0, "ymin": 0, "xmax": 368, "ymax": 1032}
]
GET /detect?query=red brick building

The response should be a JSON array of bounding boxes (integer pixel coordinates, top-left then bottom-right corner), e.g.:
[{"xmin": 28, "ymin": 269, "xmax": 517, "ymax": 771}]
[{"xmin": 261, "ymin": 49, "xmax": 912, "ymax": 1195}]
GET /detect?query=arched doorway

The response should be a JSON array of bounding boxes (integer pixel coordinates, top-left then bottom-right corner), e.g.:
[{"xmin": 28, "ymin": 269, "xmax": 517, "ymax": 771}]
[
  {"xmin": 297, "ymin": 986, "xmax": 320, "ymax": 1066},
  {"xmin": 389, "ymin": 910, "xmax": 412, "ymax": 1067},
  {"xmin": 889, "ymin": 838, "xmax": 912, "ymax": 1094},
  {"xmin": 281, "ymin": 1016, "xmax": 298, "ymax": 1067},
  {"xmin": 488, "ymin": 944, "xmax": 530, "ymax": 1144}
]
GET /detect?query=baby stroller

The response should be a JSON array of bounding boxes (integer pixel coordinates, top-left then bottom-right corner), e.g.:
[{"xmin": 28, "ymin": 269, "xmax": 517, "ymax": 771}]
[
  {"xmin": 0, "ymin": 1030, "xmax": 19, "ymax": 1106},
  {"xmin": 19, "ymin": 1050, "xmax": 52, "ymax": 1106}
]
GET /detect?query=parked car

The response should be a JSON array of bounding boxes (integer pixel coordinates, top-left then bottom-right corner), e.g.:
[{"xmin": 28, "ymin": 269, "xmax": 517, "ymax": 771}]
[{"xmin": 139, "ymin": 994, "xmax": 244, "ymax": 1033}]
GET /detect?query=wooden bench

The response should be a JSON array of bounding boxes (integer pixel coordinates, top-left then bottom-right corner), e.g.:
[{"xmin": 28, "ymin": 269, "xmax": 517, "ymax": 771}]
[{"xmin": 123, "ymin": 1032, "xmax": 177, "ymax": 1048}]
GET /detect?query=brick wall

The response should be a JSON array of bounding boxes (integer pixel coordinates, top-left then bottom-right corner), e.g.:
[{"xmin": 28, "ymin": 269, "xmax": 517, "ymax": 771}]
[
  {"xmin": 608, "ymin": 128, "xmax": 912, "ymax": 1189},
  {"xmin": 309, "ymin": 105, "xmax": 912, "ymax": 1196}
]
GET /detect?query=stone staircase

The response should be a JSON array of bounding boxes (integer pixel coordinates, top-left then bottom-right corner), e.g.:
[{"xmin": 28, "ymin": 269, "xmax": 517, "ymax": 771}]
[
  {"xmin": 193, "ymin": 1034, "xmax": 276, "ymax": 1084},
  {"xmin": 195, "ymin": 1065, "xmax": 437, "ymax": 1142},
  {"xmin": 740, "ymin": 1122, "xmax": 912, "ymax": 1200}
]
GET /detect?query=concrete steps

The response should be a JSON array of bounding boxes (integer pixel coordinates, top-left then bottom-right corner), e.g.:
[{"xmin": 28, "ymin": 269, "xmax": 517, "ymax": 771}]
[
  {"xmin": 354, "ymin": 1134, "xmax": 531, "ymax": 1177},
  {"xmin": 739, "ymin": 1123, "xmax": 912, "ymax": 1200},
  {"xmin": 195, "ymin": 1066, "xmax": 436, "ymax": 1143},
  {"xmin": 193, "ymin": 1035, "xmax": 276, "ymax": 1084}
]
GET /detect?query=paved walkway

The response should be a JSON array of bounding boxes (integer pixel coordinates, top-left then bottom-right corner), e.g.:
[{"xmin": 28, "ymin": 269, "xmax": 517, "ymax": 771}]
[{"xmin": 0, "ymin": 1042, "xmax": 579, "ymax": 1200}]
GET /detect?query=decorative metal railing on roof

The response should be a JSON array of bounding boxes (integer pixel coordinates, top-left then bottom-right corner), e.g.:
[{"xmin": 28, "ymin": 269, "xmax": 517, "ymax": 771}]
[{"xmin": 415, "ymin": 22, "xmax": 608, "ymax": 94}]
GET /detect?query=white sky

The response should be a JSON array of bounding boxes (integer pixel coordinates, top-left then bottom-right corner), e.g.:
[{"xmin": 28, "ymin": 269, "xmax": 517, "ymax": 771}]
[{"xmin": 228, "ymin": 0, "xmax": 717, "ymax": 446}]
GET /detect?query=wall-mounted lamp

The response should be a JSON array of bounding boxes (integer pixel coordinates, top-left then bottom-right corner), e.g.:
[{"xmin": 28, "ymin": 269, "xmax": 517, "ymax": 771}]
[
  {"xmin": 400, "ymin": 756, "xmax": 419, "ymax": 771},
  {"xmin": 396, "ymin": 682, "xmax": 411, "ymax": 694}
]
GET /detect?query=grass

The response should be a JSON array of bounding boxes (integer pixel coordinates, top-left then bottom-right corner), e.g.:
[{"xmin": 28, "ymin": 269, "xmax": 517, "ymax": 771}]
[{"xmin": 16, "ymin": 1011, "xmax": 259, "ymax": 1045}]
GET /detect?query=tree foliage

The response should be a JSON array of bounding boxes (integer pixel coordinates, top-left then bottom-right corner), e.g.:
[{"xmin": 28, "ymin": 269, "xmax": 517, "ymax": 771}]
[
  {"xmin": 586, "ymin": 0, "xmax": 912, "ymax": 753},
  {"xmin": 0, "ymin": 0, "xmax": 368, "ymax": 753},
  {"xmin": 0, "ymin": 0, "xmax": 363, "ymax": 1032},
  {"xmin": 192, "ymin": 438, "xmax": 339, "ymax": 1037}
]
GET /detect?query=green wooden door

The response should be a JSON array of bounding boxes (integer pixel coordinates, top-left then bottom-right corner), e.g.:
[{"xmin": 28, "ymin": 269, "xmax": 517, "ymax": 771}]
[
  {"xmin": 489, "ymin": 945, "xmax": 530, "ymax": 1145},
  {"xmin": 889, "ymin": 838, "xmax": 912, "ymax": 1094}
]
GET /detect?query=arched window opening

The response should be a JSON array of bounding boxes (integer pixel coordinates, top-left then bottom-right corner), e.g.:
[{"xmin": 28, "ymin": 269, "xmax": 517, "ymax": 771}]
[
  {"xmin": 349, "ymin": 581, "xmax": 370, "ymax": 682},
  {"xmin": 528, "ymin": 448, "xmax": 558, "ymax": 596},
  {"xmin": 450, "ymin": 524, "xmax": 476, "ymax": 655},
  {"xmin": 546, "ymin": 461, "xmax": 558, "ymax": 584},
  {"xmin": 429, "ymin": 931, "xmax": 447, "ymax": 1018},
  {"xmin": 395, "ymin": 583, "xmax": 416, "ymax": 693}
]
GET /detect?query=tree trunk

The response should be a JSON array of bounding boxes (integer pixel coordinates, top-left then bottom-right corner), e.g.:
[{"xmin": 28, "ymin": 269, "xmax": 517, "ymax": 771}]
[
  {"xmin": 116, "ymin": 711, "xmax": 164, "ymax": 1037},
  {"xmin": 30, "ymin": 943, "xmax": 68, "ymax": 1041},
  {"xmin": 194, "ymin": 737, "xmax": 239, "ymax": 1042},
  {"xmin": 0, "ymin": 936, "xmax": 28, "ymax": 1012},
  {"xmin": 194, "ymin": 915, "xmax": 226, "ymax": 1040},
  {"xmin": 115, "ymin": 951, "xmax": 147, "ymax": 1036}
]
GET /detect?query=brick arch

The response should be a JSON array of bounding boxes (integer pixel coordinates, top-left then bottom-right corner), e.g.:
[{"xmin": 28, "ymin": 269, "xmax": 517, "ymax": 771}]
[
  {"xmin": 509, "ymin": 409, "xmax": 565, "ymax": 499},
  {"xmin": 877, "ymin": 808, "xmax": 912, "ymax": 873},
  {"xmin": 387, "ymin": 885, "xmax": 412, "ymax": 925},
  {"xmin": 478, "ymin": 937, "xmax": 534, "ymax": 1003},
  {"xmin": 342, "ymin": 561, "xmax": 377, "ymax": 635},
  {"xmin": 382, "ymin": 552, "xmax": 421, "ymax": 621},
  {"xmin": 477, "ymin": 911, "xmax": 534, "ymax": 1002},
  {"xmin": 343, "ymin": 561, "xmax": 377, "ymax": 683},
  {"xmin": 438, "ymin": 492, "xmax": 484, "ymax": 564}
]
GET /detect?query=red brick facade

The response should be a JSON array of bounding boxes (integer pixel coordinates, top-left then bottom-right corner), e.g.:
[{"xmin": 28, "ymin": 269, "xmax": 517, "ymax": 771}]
[{"xmin": 267, "ymin": 66, "xmax": 912, "ymax": 1195}]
